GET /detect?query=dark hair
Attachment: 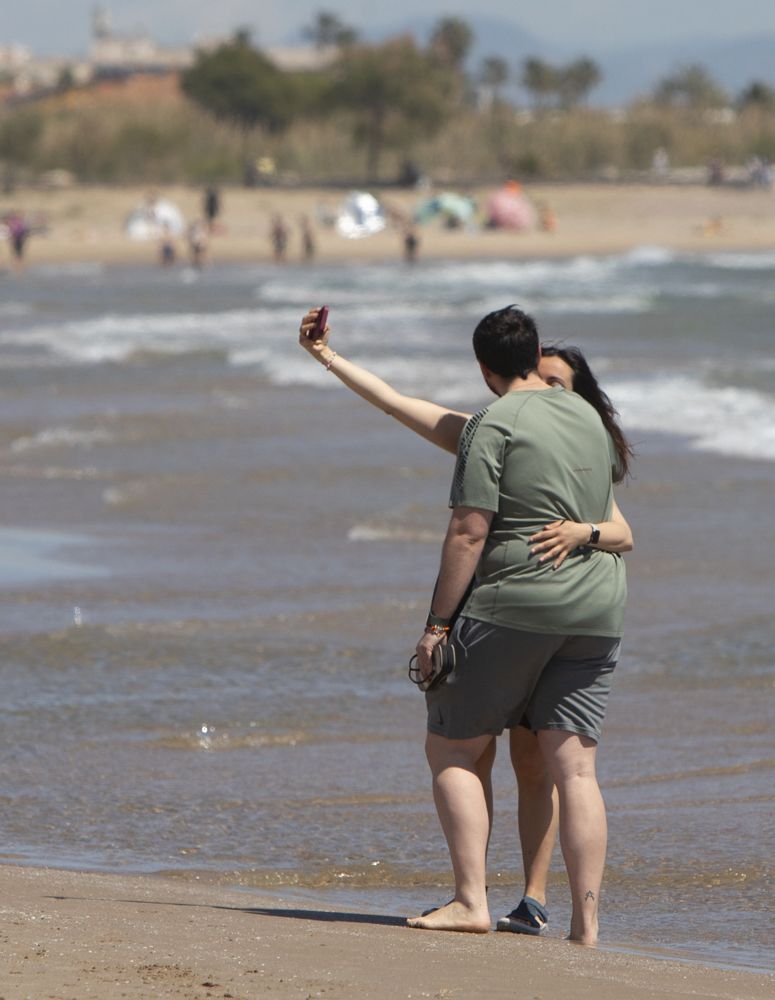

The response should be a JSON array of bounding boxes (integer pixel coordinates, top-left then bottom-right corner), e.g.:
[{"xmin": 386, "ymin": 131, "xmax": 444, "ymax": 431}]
[
  {"xmin": 472, "ymin": 305, "xmax": 539, "ymax": 379},
  {"xmin": 541, "ymin": 344, "xmax": 633, "ymax": 482}
]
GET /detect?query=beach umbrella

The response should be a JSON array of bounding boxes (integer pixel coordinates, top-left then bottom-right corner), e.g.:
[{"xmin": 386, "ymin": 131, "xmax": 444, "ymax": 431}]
[
  {"xmin": 335, "ymin": 192, "xmax": 386, "ymax": 239},
  {"xmin": 125, "ymin": 198, "xmax": 185, "ymax": 241},
  {"xmin": 414, "ymin": 192, "xmax": 477, "ymax": 226},
  {"xmin": 486, "ymin": 183, "xmax": 536, "ymax": 231}
]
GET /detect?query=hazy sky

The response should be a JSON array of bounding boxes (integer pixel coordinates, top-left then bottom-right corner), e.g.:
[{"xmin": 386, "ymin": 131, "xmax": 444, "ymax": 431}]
[{"xmin": 3, "ymin": 0, "xmax": 775, "ymax": 54}]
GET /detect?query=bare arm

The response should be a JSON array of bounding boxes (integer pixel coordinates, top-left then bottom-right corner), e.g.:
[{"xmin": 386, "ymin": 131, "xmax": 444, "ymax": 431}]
[
  {"xmin": 415, "ymin": 506, "xmax": 493, "ymax": 678},
  {"xmin": 299, "ymin": 307, "xmax": 470, "ymax": 455},
  {"xmin": 529, "ymin": 496, "xmax": 634, "ymax": 569}
]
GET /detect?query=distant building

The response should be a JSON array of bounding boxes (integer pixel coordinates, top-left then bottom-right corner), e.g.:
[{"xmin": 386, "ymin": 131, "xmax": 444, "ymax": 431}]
[
  {"xmin": 88, "ymin": 5, "xmax": 193, "ymax": 77},
  {"xmin": 0, "ymin": 7, "xmax": 336, "ymax": 105}
]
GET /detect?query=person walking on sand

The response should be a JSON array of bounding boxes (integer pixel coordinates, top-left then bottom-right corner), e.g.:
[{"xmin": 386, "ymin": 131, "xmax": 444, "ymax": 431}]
[
  {"xmin": 301, "ymin": 305, "xmax": 630, "ymax": 943},
  {"xmin": 300, "ymin": 215, "xmax": 316, "ymax": 262},
  {"xmin": 203, "ymin": 185, "xmax": 221, "ymax": 233},
  {"xmin": 5, "ymin": 211, "xmax": 31, "ymax": 273},
  {"xmin": 270, "ymin": 214, "xmax": 289, "ymax": 263}
]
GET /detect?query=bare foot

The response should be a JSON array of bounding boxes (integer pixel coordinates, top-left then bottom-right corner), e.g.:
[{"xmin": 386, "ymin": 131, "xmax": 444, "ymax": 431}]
[
  {"xmin": 420, "ymin": 897, "xmax": 452, "ymax": 917},
  {"xmin": 568, "ymin": 929, "xmax": 598, "ymax": 947},
  {"xmin": 406, "ymin": 900, "xmax": 490, "ymax": 933}
]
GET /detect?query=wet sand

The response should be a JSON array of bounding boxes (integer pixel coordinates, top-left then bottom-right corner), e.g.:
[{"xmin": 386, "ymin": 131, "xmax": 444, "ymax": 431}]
[
  {"xmin": 2, "ymin": 182, "xmax": 775, "ymax": 268},
  {"xmin": 1, "ymin": 864, "xmax": 772, "ymax": 999}
]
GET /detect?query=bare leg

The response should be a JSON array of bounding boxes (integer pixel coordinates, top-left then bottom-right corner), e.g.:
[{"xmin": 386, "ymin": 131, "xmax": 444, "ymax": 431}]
[
  {"xmin": 478, "ymin": 737, "xmax": 497, "ymax": 852},
  {"xmin": 537, "ymin": 729, "xmax": 606, "ymax": 945},
  {"xmin": 407, "ymin": 732, "xmax": 493, "ymax": 933},
  {"xmin": 510, "ymin": 726, "xmax": 558, "ymax": 905}
]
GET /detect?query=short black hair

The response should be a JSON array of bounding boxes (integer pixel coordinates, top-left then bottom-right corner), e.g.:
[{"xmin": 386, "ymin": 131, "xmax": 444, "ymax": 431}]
[{"xmin": 472, "ymin": 305, "xmax": 539, "ymax": 379}]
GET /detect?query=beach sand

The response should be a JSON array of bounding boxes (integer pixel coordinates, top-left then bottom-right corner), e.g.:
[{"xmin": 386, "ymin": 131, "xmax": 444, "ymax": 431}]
[
  {"xmin": 2, "ymin": 182, "xmax": 775, "ymax": 267},
  {"xmin": 0, "ymin": 865, "xmax": 772, "ymax": 999}
]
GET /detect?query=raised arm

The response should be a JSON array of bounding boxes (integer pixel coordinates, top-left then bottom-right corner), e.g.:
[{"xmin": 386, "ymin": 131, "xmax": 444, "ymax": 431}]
[
  {"xmin": 529, "ymin": 496, "xmax": 634, "ymax": 569},
  {"xmin": 299, "ymin": 307, "xmax": 470, "ymax": 455}
]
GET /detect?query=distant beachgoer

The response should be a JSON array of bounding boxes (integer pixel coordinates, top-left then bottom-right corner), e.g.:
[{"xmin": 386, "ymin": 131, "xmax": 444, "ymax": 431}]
[
  {"xmin": 700, "ymin": 216, "xmax": 724, "ymax": 238},
  {"xmin": 159, "ymin": 224, "xmax": 177, "ymax": 268},
  {"xmin": 300, "ymin": 216, "xmax": 316, "ymax": 262},
  {"xmin": 652, "ymin": 147, "xmax": 669, "ymax": 180},
  {"xmin": 187, "ymin": 220, "xmax": 208, "ymax": 269},
  {"xmin": 403, "ymin": 226, "xmax": 420, "ymax": 263},
  {"xmin": 204, "ymin": 186, "xmax": 221, "ymax": 232},
  {"xmin": 707, "ymin": 159, "xmax": 725, "ymax": 186},
  {"xmin": 271, "ymin": 214, "xmax": 289, "ymax": 263},
  {"xmin": 5, "ymin": 212, "xmax": 31, "ymax": 271},
  {"xmin": 536, "ymin": 202, "xmax": 557, "ymax": 233}
]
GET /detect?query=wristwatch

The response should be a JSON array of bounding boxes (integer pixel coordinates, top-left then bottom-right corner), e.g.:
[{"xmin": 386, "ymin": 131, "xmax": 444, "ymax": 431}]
[{"xmin": 588, "ymin": 524, "xmax": 601, "ymax": 545}]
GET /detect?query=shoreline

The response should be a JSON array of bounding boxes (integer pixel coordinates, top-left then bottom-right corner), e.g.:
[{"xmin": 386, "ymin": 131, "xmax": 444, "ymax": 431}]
[
  {"xmin": 1, "ymin": 862, "xmax": 772, "ymax": 998},
  {"xmin": 2, "ymin": 182, "xmax": 775, "ymax": 268}
]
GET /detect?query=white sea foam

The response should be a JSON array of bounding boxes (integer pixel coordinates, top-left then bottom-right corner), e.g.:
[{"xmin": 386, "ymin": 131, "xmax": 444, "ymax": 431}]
[
  {"xmin": 610, "ymin": 375, "xmax": 775, "ymax": 462},
  {"xmin": 347, "ymin": 524, "xmax": 443, "ymax": 543},
  {"xmin": 1, "ymin": 308, "xmax": 299, "ymax": 365},
  {"xmin": 10, "ymin": 426, "xmax": 114, "ymax": 453},
  {"xmin": 621, "ymin": 245, "xmax": 678, "ymax": 266},
  {"xmin": 701, "ymin": 251, "xmax": 775, "ymax": 270}
]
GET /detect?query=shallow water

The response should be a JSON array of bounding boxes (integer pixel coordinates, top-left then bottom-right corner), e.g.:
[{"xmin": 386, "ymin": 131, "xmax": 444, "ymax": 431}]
[{"xmin": 0, "ymin": 251, "xmax": 773, "ymax": 971}]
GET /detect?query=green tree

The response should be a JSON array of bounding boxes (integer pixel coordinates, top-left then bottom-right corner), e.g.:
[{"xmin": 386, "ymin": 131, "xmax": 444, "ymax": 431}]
[
  {"xmin": 738, "ymin": 80, "xmax": 775, "ymax": 112},
  {"xmin": 333, "ymin": 37, "xmax": 458, "ymax": 179},
  {"xmin": 557, "ymin": 57, "xmax": 601, "ymax": 109},
  {"xmin": 302, "ymin": 10, "xmax": 358, "ymax": 49},
  {"xmin": 480, "ymin": 56, "xmax": 510, "ymax": 104},
  {"xmin": 521, "ymin": 57, "xmax": 558, "ymax": 110},
  {"xmin": 653, "ymin": 64, "xmax": 728, "ymax": 110},
  {"xmin": 181, "ymin": 32, "xmax": 295, "ymax": 134},
  {"xmin": 57, "ymin": 65, "xmax": 76, "ymax": 92},
  {"xmin": 429, "ymin": 17, "xmax": 474, "ymax": 69},
  {"xmin": 0, "ymin": 110, "xmax": 43, "ymax": 167}
]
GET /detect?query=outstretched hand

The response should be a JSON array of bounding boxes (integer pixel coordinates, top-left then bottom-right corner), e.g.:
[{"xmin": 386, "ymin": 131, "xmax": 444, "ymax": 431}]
[
  {"xmin": 529, "ymin": 519, "xmax": 590, "ymax": 569},
  {"xmin": 298, "ymin": 307, "xmax": 330, "ymax": 358}
]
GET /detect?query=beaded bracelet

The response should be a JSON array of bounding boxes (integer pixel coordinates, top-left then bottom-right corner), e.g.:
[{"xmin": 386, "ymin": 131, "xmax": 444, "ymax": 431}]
[{"xmin": 324, "ymin": 351, "xmax": 338, "ymax": 371}]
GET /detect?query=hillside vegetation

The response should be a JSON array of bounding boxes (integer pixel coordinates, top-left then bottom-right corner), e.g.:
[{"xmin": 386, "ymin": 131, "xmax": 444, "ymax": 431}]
[{"xmin": 2, "ymin": 17, "xmax": 775, "ymax": 186}]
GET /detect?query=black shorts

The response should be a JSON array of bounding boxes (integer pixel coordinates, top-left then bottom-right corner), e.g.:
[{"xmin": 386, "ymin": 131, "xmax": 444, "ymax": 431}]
[{"xmin": 426, "ymin": 617, "xmax": 620, "ymax": 743}]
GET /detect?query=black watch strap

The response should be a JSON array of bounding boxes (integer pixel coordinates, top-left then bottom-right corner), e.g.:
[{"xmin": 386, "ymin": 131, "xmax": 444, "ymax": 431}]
[{"xmin": 588, "ymin": 524, "xmax": 601, "ymax": 545}]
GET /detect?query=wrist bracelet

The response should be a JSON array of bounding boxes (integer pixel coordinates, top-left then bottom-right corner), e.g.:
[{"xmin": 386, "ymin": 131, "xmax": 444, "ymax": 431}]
[
  {"xmin": 425, "ymin": 623, "xmax": 451, "ymax": 636},
  {"xmin": 324, "ymin": 351, "xmax": 338, "ymax": 371}
]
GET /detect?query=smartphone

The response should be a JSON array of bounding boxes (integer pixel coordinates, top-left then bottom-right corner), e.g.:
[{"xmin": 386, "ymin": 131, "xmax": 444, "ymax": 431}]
[{"xmin": 310, "ymin": 305, "xmax": 329, "ymax": 341}]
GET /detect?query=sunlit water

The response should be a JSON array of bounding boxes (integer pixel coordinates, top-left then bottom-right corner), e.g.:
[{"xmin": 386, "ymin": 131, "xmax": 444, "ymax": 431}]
[{"xmin": 0, "ymin": 248, "xmax": 772, "ymax": 972}]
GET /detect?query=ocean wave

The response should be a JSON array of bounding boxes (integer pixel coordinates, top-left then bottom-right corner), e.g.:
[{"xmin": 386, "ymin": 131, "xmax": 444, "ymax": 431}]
[
  {"xmin": 620, "ymin": 245, "xmax": 678, "ymax": 266},
  {"xmin": 0, "ymin": 301, "xmax": 31, "ymax": 317},
  {"xmin": 10, "ymin": 426, "xmax": 114, "ymax": 453},
  {"xmin": 347, "ymin": 524, "xmax": 443, "ymax": 544},
  {"xmin": 537, "ymin": 294, "xmax": 652, "ymax": 314},
  {"xmin": 610, "ymin": 374, "xmax": 775, "ymax": 461},
  {"xmin": 32, "ymin": 262, "xmax": 105, "ymax": 278},
  {"xmin": 0, "ymin": 307, "xmax": 298, "ymax": 365},
  {"xmin": 701, "ymin": 250, "xmax": 775, "ymax": 270}
]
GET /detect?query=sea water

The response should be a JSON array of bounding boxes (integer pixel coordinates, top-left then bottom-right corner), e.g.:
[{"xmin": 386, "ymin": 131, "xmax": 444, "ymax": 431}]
[{"xmin": 0, "ymin": 249, "xmax": 772, "ymax": 971}]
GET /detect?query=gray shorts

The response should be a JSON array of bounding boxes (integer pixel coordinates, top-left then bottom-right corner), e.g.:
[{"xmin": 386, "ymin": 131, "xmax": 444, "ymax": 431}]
[{"xmin": 426, "ymin": 617, "xmax": 620, "ymax": 743}]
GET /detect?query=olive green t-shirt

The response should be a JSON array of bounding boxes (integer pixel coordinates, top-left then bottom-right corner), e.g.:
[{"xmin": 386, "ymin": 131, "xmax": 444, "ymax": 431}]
[{"xmin": 450, "ymin": 387, "xmax": 627, "ymax": 637}]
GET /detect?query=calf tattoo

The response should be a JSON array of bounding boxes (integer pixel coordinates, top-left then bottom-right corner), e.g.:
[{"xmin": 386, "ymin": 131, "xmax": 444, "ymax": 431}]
[{"xmin": 585, "ymin": 890, "xmax": 596, "ymax": 901}]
